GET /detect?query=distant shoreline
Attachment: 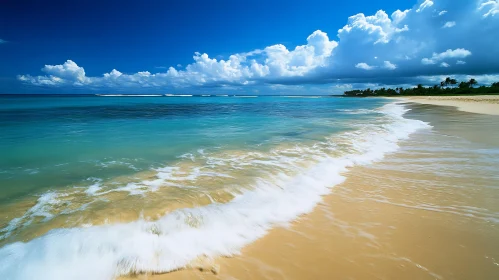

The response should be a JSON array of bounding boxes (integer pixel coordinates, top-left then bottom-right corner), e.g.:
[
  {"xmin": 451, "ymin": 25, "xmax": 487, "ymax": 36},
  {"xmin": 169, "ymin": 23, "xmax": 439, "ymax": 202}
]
[{"xmin": 387, "ymin": 95, "xmax": 499, "ymax": 116}]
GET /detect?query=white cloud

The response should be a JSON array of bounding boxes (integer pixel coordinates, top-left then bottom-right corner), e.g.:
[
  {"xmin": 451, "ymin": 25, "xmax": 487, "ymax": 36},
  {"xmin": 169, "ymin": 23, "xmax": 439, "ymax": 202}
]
[
  {"xmin": 440, "ymin": 62, "xmax": 450, "ymax": 67},
  {"xmin": 43, "ymin": 60, "xmax": 88, "ymax": 84},
  {"xmin": 261, "ymin": 30, "xmax": 338, "ymax": 77},
  {"xmin": 355, "ymin": 63, "xmax": 376, "ymax": 70},
  {"xmin": 18, "ymin": 60, "xmax": 89, "ymax": 86},
  {"xmin": 392, "ymin": 9, "xmax": 411, "ymax": 24},
  {"xmin": 383, "ymin": 61, "xmax": 397, "ymax": 70},
  {"xmin": 416, "ymin": 0, "xmax": 434, "ymax": 12},
  {"xmin": 438, "ymin": 10, "xmax": 448, "ymax": 16},
  {"xmin": 421, "ymin": 48, "xmax": 472, "ymax": 65},
  {"xmin": 443, "ymin": 21, "xmax": 456, "ymax": 28},
  {"xmin": 19, "ymin": 31, "xmax": 338, "ymax": 88},
  {"xmin": 479, "ymin": 0, "xmax": 499, "ymax": 17},
  {"xmin": 433, "ymin": 48, "xmax": 472, "ymax": 60},
  {"xmin": 0, "ymin": 39, "xmax": 6, "ymax": 44},
  {"xmin": 338, "ymin": 10, "xmax": 408, "ymax": 45},
  {"xmin": 17, "ymin": 0, "xmax": 499, "ymax": 92},
  {"xmin": 421, "ymin": 58, "xmax": 436, "ymax": 65}
]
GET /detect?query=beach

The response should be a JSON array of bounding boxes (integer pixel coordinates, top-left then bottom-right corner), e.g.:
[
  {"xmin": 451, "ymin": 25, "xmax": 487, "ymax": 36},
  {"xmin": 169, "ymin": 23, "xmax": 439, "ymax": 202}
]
[
  {"xmin": 1, "ymin": 97, "xmax": 498, "ymax": 279},
  {"xmin": 124, "ymin": 101, "xmax": 499, "ymax": 280},
  {"xmin": 390, "ymin": 95, "xmax": 499, "ymax": 116}
]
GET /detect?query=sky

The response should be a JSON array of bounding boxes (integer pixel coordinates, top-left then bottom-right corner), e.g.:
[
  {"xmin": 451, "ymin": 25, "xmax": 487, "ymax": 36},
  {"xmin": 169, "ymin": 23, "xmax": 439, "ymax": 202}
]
[{"xmin": 1, "ymin": 0, "xmax": 499, "ymax": 95}]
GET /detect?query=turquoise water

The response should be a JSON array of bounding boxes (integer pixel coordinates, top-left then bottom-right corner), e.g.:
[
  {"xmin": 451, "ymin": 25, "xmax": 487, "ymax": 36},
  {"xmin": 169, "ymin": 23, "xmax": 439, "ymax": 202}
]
[
  {"xmin": 0, "ymin": 96, "xmax": 431, "ymax": 280},
  {"xmin": 0, "ymin": 96, "xmax": 384, "ymax": 202}
]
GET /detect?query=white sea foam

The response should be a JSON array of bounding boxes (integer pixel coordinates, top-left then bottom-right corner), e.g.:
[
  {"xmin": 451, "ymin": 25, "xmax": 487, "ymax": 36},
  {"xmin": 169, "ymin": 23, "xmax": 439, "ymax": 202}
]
[
  {"xmin": 164, "ymin": 94, "xmax": 193, "ymax": 97},
  {"xmin": 84, "ymin": 179, "xmax": 103, "ymax": 196},
  {"xmin": 0, "ymin": 192, "xmax": 68, "ymax": 240},
  {"xmin": 337, "ymin": 108, "xmax": 378, "ymax": 115},
  {"xmin": 0, "ymin": 102, "xmax": 431, "ymax": 280},
  {"xmin": 0, "ymin": 180, "xmax": 105, "ymax": 240},
  {"xmin": 96, "ymin": 160, "xmax": 139, "ymax": 171},
  {"xmin": 97, "ymin": 94, "xmax": 163, "ymax": 97}
]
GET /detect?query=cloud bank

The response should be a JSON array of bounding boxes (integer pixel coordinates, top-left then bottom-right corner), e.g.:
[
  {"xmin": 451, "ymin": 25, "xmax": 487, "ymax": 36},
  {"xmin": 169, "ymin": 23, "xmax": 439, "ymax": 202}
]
[{"xmin": 18, "ymin": 0, "xmax": 499, "ymax": 92}]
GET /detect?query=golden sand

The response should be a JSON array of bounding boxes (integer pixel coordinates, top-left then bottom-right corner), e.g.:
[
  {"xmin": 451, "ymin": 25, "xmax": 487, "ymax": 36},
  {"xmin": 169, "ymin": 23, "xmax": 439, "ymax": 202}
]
[
  {"xmin": 391, "ymin": 95, "xmax": 499, "ymax": 115},
  {"xmin": 123, "ymin": 104, "xmax": 499, "ymax": 280}
]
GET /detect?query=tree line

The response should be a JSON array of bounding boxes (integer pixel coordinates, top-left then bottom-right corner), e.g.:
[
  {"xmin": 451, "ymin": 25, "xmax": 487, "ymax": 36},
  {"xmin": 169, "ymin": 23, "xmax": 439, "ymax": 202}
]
[{"xmin": 343, "ymin": 78, "xmax": 499, "ymax": 97}]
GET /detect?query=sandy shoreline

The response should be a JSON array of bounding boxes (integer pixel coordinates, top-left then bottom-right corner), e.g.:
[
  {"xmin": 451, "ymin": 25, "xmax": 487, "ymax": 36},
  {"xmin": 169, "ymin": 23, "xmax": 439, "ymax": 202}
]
[
  {"xmin": 388, "ymin": 95, "xmax": 499, "ymax": 115},
  {"xmin": 123, "ymin": 103, "xmax": 499, "ymax": 280}
]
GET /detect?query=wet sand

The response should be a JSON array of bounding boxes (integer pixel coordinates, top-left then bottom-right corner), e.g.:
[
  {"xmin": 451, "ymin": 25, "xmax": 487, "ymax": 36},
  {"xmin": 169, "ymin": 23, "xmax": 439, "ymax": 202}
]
[
  {"xmin": 391, "ymin": 95, "xmax": 499, "ymax": 115},
  {"xmin": 123, "ymin": 103, "xmax": 499, "ymax": 280}
]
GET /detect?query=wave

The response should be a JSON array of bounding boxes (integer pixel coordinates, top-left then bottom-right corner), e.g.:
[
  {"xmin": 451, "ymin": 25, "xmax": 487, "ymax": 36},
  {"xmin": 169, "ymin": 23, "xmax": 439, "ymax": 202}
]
[
  {"xmin": 281, "ymin": 95, "xmax": 322, "ymax": 98},
  {"xmin": 337, "ymin": 108, "xmax": 378, "ymax": 115},
  {"xmin": 0, "ymin": 187, "xmax": 97, "ymax": 240},
  {"xmin": 96, "ymin": 94, "xmax": 163, "ymax": 97},
  {"xmin": 0, "ymin": 102, "xmax": 430, "ymax": 280},
  {"xmin": 164, "ymin": 94, "xmax": 193, "ymax": 97}
]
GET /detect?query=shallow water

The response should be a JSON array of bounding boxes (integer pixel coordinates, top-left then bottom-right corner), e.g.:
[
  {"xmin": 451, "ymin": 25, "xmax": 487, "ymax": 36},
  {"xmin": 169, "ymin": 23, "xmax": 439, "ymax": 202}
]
[{"xmin": 142, "ymin": 103, "xmax": 499, "ymax": 280}]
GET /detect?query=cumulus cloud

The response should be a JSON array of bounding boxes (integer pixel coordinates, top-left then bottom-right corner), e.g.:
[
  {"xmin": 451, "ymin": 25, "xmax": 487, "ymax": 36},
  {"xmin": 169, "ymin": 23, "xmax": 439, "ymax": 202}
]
[
  {"xmin": 18, "ymin": 60, "xmax": 89, "ymax": 86},
  {"xmin": 383, "ymin": 61, "xmax": 397, "ymax": 70},
  {"xmin": 43, "ymin": 60, "xmax": 88, "ymax": 83},
  {"xmin": 355, "ymin": 63, "xmax": 376, "ymax": 70},
  {"xmin": 392, "ymin": 9, "xmax": 411, "ymax": 24},
  {"xmin": 443, "ymin": 21, "xmax": 456, "ymax": 28},
  {"xmin": 416, "ymin": 0, "xmax": 434, "ymax": 12},
  {"xmin": 18, "ymin": 0, "xmax": 499, "ymax": 92},
  {"xmin": 19, "ymin": 31, "xmax": 338, "ymax": 88},
  {"xmin": 479, "ymin": 0, "xmax": 499, "ymax": 17},
  {"xmin": 338, "ymin": 10, "xmax": 409, "ymax": 45},
  {"xmin": 421, "ymin": 48, "xmax": 472, "ymax": 65}
]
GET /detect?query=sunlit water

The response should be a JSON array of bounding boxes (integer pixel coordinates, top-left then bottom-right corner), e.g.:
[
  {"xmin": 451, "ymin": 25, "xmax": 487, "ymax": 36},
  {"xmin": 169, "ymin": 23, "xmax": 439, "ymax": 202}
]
[
  {"xmin": 2, "ymin": 96, "xmax": 494, "ymax": 280},
  {"xmin": 177, "ymin": 103, "xmax": 499, "ymax": 280}
]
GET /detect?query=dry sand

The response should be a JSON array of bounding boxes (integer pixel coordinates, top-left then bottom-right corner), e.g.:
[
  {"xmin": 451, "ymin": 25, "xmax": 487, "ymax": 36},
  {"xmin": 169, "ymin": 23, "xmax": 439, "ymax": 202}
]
[{"xmin": 390, "ymin": 95, "xmax": 499, "ymax": 115}]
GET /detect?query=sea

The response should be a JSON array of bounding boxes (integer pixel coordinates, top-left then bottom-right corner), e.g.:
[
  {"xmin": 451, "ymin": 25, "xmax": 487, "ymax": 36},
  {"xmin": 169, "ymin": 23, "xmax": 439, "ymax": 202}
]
[{"xmin": 0, "ymin": 95, "xmax": 455, "ymax": 279}]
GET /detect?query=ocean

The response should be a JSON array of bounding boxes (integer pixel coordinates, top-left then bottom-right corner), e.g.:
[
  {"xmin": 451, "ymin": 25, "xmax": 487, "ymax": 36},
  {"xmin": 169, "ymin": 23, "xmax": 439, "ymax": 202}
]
[{"xmin": 0, "ymin": 95, "xmax": 446, "ymax": 279}]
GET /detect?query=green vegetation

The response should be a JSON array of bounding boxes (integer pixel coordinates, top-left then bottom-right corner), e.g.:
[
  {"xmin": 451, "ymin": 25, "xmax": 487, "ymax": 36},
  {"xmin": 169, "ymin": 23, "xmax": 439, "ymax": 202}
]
[{"xmin": 343, "ymin": 78, "xmax": 499, "ymax": 97}]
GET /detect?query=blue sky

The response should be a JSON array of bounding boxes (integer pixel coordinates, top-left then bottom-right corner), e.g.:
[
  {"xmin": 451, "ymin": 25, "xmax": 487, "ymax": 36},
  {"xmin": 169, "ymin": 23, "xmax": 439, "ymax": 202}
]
[{"xmin": 1, "ymin": 0, "xmax": 498, "ymax": 94}]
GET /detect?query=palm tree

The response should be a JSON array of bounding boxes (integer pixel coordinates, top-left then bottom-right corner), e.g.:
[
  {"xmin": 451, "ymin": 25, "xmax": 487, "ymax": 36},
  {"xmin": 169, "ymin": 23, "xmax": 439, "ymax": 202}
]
[
  {"xmin": 440, "ymin": 81, "xmax": 445, "ymax": 87},
  {"xmin": 459, "ymin": 81, "xmax": 469, "ymax": 89},
  {"xmin": 445, "ymin": 77, "xmax": 452, "ymax": 86},
  {"xmin": 468, "ymin": 78, "xmax": 477, "ymax": 88},
  {"xmin": 450, "ymin": 79, "xmax": 457, "ymax": 87}
]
